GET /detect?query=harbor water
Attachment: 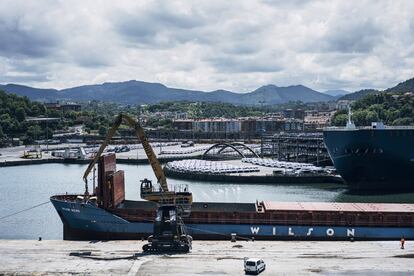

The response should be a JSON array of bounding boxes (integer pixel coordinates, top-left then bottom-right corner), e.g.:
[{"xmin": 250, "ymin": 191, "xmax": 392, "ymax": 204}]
[{"xmin": 1, "ymin": 163, "xmax": 414, "ymax": 240}]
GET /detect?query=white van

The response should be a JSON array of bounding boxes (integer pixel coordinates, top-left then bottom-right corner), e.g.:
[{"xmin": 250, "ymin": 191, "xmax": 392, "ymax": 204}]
[{"xmin": 244, "ymin": 258, "xmax": 266, "ymax": 274}]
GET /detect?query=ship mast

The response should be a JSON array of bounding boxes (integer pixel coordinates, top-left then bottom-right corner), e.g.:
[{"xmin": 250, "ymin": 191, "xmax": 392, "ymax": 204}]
[{"xmin": 346, "ymin": 105, "xmax": 356, "ymax": 129}]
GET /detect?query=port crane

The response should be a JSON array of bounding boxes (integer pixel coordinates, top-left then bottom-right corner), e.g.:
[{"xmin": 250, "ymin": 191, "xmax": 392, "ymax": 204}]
[{"xmin": 82, "ymin": 113, "xmax": 193, "ymax": 252}]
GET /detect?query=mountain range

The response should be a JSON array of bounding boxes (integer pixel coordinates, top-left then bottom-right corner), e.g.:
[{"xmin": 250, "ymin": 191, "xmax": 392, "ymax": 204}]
[
  {"xmin": 0, "ymin": 81, "xmax": 335, "ymax": 105},
  {"xmin": 339, "ymin": 77, "xmax": 414, "ymax": 101},
  {"xmin": 1, "ymin": 77, "xmax": 412, "ymax": 105},
  {"xmin": 323, "ymin": 89, "xmax": 350, "ymax": 97}
]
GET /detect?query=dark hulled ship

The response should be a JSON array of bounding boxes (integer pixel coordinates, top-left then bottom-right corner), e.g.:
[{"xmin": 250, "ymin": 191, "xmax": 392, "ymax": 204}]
[{"xmin": 323, "ymin": 111, "xmax": 414, "ymax": 190}]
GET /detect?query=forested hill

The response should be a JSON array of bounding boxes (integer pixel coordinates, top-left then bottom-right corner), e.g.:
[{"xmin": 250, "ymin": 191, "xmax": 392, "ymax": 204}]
[
  {"xmin": 385, "ymin": 77, "xmax": 414, "ymax": 94},
  {"xmin": 339, "ymin": 78, "xmax": 414, "ymax": 101},
  {"xmin": 331, "ymin": 93, "xmax": 414, "ymax": 126},
  {"xmin": 0, "ymin": 90, "xmax": 48, "ymax": 145},
  {"xmin": 338, "ymin": 89, "xmax": 379, "ymax": 101}
]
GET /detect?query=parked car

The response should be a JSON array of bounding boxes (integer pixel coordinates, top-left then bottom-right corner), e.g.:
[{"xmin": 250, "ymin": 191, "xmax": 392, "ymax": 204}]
[
  {"xmin": 181, "ymin": 140, "xmax": 194, "ymax": 148},
  {"xmin": 244, "ymin": 258, "xmax": 266, "ymax": 274}
]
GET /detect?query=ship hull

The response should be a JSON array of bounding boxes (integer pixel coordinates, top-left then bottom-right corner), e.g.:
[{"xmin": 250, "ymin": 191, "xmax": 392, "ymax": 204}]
[
  {"xmin": 51, "ymin": 197, "xmax": 414, "ymax": 241},
  {"xmin": 61, "ymin": 223, "xmax": 414, "ymax": 241},
  {"xmin": 323, "ymin": 128, "xmax": 414, "ymax": 190}
]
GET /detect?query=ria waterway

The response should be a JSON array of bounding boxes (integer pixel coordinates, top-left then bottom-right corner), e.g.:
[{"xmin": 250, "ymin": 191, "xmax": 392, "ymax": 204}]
[{"xmin": 1, "ymin": 163, "xmax": 414, "ymax": 240}]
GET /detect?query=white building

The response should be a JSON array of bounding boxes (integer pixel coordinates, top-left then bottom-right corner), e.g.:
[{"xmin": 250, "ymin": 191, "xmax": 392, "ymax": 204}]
[{"xmin": 192, "ymin": 119, "xmax": 241, "ymax": 133}]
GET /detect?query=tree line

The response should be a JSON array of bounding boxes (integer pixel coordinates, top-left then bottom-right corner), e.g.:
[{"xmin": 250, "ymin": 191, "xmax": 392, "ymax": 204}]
[
  {"xmin": 0, "ymin": 91, "xmax": 117, "ymax": 146},
  {"xmin": 331, "ymin": 93, "xmax": 414, "ymax": 126}
]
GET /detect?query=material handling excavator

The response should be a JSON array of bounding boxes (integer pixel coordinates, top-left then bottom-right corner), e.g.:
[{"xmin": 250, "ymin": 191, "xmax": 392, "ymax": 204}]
[{"xmin": 82, "ymin": 113, "xmax": 193, "ymax": 252}]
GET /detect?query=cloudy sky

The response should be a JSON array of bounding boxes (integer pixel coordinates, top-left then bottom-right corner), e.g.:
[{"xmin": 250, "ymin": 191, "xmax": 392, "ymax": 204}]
[{"xmin": 1, "ymin": 0, "xmax": 413, "ymax": 92}]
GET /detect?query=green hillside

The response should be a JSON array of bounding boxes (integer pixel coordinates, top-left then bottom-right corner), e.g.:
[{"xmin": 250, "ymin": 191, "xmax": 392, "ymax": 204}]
[
  {"xmin": 0, "ymin": 90, "xmax": 48, "ymax": 145},
  {"xmin": 338, "ymin": 89, "xmax": 379, "ymax": 101},
  {"xmin": 0, "ymin": 90, "xmax": 86, "ymax": 146},
  {"xmin": 385, "ymin": 77, "xmax": 414, "ymax": 94},
  {"xmin": 339, "ymin": 78, "xmax": 414, "ymax": 101},
  {"xmin": 332, "ymin": 93, "xmax": 414, "ymax": 126}
]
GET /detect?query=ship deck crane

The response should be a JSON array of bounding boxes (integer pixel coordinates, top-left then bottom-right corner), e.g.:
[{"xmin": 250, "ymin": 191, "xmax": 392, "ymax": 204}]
[
  {"xmin": 82, "ymin": 113, "xmax": 192, "ymax": 212},
  {"xmin": 82, "ymin": 113, "xmax": 193, "ymax": 252}
]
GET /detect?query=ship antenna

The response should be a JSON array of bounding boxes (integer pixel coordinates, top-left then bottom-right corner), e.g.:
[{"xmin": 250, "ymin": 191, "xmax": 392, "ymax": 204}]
[{"xmin": 346, "ymin": 105, "xmax": 356, "ymax": 129}]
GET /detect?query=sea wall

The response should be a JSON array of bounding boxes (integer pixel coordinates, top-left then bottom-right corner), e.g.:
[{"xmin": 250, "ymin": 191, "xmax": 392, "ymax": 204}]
[{"xmin": 0, "ymin": 155, "xmax": 202, "ymax": 167}]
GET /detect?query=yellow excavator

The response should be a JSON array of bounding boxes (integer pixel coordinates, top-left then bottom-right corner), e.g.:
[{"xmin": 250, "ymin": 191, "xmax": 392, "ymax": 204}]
[{"xmin": 82, "ymin": 113, "xmax": 193, "ymax": 252}]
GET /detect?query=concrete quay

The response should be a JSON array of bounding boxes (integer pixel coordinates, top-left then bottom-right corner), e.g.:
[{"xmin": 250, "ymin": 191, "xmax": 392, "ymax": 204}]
[
  {"xmin": 1, "ymin": 240, "xmax": 413, "ymax": 275},
  {"xmin": 0, "ymin": 144, "xmax": 206, "ymax": 167}
]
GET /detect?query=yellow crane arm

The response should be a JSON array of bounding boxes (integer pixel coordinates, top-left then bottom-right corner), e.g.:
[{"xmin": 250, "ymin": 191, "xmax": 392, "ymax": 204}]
[
  {"xmin": 122, "ymin": 115, "xmax": 167, "ymax": 190},
  {"xmin": 82, "ymin": 113, "xmax": 168, "ymax": 195}
]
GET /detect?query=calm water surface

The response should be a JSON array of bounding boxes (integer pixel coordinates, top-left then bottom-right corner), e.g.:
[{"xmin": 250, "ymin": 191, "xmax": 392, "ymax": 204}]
[{"xmin": 1, "ymin": 163, "xmax": 414, "ymax": 239}]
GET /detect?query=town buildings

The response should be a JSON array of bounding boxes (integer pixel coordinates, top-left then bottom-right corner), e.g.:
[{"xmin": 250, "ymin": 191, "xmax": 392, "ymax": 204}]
[
  {"xmin": 45, "ymin": 102, "xmax": 81, "ymax": 112},
  {"xmin": 303, "ymin": 111, "xmax": 336, "ymax": 130},
  {"xmin": 172, "ymin": 117, "xmax": 304, "ymax": 135}
]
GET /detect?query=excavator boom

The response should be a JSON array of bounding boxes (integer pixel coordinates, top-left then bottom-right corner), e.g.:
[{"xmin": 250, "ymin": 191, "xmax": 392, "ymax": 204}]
[
  {"xmin": 82, "ymin": 113, "xmax": 167, "ymax": 194},
  {"xmin": 122, "ymin": 115, "xmax": 167, "ymax": 189}
]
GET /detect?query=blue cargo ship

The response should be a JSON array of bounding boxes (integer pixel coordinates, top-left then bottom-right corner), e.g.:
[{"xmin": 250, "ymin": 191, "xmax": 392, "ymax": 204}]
[
  {"xmin": 323, "ymin": 112, "xmax": 414, "ymax": 190},
  {"xmin": 51, "ymin": 195, "xmax": 414, "ymax": 240}
]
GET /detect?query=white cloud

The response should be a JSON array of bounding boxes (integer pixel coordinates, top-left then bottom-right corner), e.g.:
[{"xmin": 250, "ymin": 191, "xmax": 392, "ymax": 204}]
[{"xmin": 0, "ymin": 0, "xmax": 413, "ymax": 92}]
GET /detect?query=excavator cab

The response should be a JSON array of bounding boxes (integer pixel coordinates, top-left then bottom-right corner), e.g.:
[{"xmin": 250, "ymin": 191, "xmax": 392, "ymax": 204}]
[
  {"xmin": 143, "ymin": 205, "xmax": 192, "ymax": 253},
  {"xmin": 140, "ymin": 178, "xmax": 154, "ymax": 194}
]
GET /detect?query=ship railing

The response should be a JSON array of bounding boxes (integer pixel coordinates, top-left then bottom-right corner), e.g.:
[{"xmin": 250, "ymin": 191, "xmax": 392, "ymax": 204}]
[
  {"xmin": 325, "ymin": 125, "xmax": 414, "ymax": 130},
  {"xmin": 51, "ymin": 194, "xmax": 82, "ymax": 201}
]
